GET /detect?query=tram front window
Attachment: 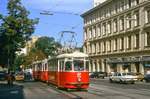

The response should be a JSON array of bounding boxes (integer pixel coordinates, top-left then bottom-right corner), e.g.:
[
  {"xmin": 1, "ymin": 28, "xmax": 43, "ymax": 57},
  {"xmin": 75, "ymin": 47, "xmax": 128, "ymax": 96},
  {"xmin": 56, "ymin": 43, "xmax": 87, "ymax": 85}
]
[
  {"xmin": 74, "ymin": 60, "xmax": 84, "ymax": 71},
  {"xmin": 65, "ymin": 61, "xmax": 72, "ymax": 71}
]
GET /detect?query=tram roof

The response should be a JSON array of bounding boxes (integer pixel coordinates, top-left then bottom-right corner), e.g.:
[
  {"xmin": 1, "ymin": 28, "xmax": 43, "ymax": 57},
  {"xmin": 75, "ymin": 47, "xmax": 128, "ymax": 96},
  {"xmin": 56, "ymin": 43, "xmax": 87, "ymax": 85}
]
[{"xmin": 57, "ymin": 51, "xmax": 88, "ymax": 58}]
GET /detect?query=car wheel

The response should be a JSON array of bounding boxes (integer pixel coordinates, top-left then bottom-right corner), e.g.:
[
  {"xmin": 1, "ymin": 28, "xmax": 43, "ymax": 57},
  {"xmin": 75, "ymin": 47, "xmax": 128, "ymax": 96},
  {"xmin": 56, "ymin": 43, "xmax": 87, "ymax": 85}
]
[
  {"xmin": 131, "ymin": 81, "xmax": 135, "ymax": 84},
  {"xmin": 119, "ymin": 79, "xmax": 123, "ymax": 84}
]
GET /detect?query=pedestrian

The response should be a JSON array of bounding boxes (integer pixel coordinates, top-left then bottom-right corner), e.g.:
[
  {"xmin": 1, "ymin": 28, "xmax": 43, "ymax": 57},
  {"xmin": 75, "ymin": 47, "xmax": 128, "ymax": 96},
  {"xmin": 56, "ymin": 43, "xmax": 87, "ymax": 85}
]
[{"xmin": 7, "ymin": 72, "xmax": 14, "ymax": 86}]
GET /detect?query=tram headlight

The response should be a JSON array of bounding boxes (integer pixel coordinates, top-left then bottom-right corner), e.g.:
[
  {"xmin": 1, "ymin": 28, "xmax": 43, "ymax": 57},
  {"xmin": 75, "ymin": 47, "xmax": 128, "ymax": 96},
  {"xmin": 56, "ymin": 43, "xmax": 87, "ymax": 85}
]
[{"xmin": 77, "ymin": 72, "xmax": 81, "ymax": 82}]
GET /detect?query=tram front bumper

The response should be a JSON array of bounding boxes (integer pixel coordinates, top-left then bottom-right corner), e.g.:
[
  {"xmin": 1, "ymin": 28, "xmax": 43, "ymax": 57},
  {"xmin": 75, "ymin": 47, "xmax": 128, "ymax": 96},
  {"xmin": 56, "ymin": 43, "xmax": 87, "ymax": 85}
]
[{"xmin": 66, "ymin": 82, "xmax": 89, "ymax": 88}]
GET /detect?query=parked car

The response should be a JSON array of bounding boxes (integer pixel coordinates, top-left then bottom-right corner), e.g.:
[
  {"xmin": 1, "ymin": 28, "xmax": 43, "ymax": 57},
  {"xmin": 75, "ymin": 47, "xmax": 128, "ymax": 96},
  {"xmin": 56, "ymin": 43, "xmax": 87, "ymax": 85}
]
[
  {"xmin": 15, "ymin": 72, "xmax": 24, "ymax": 81},
  {"xmin": 0, "ymin": 71, "xmax": 6, "ymax": 81},
  {"xmin": 109, "ymin": 72, "xmax": 137, "ymax": 84},
  {"xmin": 144, "ymin": 74, "xmax": 150, "ymax": 82},
  {"xmin": 134, "ymin": 73, "xmax": 144, "ymax": 81},
  {"xmin": 90, "ymin": 72, "xmax": 106, "ymax": 79}
]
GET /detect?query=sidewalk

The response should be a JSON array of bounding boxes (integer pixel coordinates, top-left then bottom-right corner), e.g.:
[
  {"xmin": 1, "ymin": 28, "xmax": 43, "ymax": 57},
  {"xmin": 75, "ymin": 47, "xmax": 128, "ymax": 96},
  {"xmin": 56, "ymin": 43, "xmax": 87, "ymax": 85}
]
[
  {"xmin": 0, "ymin": 81, "xmax": 23, "ymax": 92},
  {"xmin": 0, "ymin": 81, "xmax": 24, "ymax": 99}
]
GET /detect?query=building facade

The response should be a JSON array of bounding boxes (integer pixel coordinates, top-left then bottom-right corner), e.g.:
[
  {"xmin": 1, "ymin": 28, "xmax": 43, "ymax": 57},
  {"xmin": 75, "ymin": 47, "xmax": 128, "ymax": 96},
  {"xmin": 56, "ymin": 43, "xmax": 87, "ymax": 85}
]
[
  {"xmin": 82, "ymin": 0, "xmax": 150, "ymax": 75},
  {"xmin": 17, "ymin": 36, "xmax": 39, "ymax": 55}
]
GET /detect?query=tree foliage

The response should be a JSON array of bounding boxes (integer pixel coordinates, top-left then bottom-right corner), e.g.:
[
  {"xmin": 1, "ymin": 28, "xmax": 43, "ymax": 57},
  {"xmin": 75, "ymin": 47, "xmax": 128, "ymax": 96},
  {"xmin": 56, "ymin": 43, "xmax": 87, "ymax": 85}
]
[
  {"xmin": 13, "ymin": 54, "xmax": 25, "ymax": 71},
  {"xmin": 18, "ymin": 36, "xmax": 61, "ymax": 66},
  {"xmin": 0, "ymin": 0, "xmax": 38, "ymax": 68},
  {"xmin": 34, "ymin": 36, "xmax": 62, "ymax": 58},
  {"xmin": 23, "ymin": 49, "xmax": 46, "ymax": 66}
]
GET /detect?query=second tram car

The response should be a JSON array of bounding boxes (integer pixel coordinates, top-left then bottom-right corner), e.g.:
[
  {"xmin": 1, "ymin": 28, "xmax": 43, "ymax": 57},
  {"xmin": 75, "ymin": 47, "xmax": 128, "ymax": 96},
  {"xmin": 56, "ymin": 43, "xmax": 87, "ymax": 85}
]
[{"xmin": 32, "ymin": 51, "xmax": 89, "ymax": 89}]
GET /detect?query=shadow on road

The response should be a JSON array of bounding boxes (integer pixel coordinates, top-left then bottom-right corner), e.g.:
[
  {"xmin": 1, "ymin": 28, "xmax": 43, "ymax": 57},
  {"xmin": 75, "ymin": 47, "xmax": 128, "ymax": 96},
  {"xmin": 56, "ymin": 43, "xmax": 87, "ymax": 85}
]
[{"xmin": 0, "ymin": 83, "xmax": 24, "ymax": 99}]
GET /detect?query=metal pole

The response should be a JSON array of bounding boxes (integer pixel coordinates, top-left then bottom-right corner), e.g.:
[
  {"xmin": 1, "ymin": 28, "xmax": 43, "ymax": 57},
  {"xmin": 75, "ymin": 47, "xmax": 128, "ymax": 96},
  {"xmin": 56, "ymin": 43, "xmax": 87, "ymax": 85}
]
[{"xmin": 7, "ymin": 37, "xmax": 10, "ymax": 72}]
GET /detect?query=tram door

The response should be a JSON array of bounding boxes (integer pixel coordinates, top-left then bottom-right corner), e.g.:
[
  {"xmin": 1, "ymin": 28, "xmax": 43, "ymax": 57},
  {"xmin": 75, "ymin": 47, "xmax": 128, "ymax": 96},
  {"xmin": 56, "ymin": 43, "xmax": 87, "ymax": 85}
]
[{"xmin": 57, "ymin": 59, "xmax": 64, "ymax": 87}]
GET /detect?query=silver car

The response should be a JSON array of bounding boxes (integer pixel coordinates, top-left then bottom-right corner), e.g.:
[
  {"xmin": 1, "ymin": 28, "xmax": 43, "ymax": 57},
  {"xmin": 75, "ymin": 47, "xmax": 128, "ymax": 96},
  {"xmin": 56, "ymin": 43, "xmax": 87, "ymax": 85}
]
[{"xmin": 109, "ymin": 72, "xmax": 137, "ymax": 84}]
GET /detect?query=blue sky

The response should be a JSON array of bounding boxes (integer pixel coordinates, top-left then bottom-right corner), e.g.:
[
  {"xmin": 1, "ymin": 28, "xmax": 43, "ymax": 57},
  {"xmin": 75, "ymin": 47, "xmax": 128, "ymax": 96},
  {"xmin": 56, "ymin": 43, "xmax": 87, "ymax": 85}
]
[{"xmin": 0, "ymin": 0, "xmax": 95, "ymax": 47}]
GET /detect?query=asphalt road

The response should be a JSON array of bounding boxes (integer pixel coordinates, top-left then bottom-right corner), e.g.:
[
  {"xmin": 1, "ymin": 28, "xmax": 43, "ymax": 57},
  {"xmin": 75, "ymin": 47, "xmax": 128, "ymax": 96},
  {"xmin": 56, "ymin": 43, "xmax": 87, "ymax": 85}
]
[{"xmin": 0, "ymin": 79, "xmax": 150, "ymax": 99}]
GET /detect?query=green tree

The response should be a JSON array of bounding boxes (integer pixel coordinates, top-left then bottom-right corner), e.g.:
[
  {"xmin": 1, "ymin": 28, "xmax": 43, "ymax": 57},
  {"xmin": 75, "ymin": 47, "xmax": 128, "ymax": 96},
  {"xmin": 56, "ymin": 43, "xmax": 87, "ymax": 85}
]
[
  {"xmin": 13, "ymin": 54, "xmax": 25, "ymax": 71},
  {"xmin": 0, "ymin": 0, "xmax": 38, "ymax": 70},
  {"xmin": 34, "ymin": 36, "xmax": 62, "ymax": 58},
  {"xmin": 23, "ymin": 49, "xmax": 46, "ymax": 66}
]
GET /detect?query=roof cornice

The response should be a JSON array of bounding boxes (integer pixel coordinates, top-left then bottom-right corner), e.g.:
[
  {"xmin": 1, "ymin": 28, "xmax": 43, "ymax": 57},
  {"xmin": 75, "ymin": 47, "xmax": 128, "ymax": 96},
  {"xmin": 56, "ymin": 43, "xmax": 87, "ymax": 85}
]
[{"xmin": 81, "ymin": 0, "xmax": 113, "ymax": 17}]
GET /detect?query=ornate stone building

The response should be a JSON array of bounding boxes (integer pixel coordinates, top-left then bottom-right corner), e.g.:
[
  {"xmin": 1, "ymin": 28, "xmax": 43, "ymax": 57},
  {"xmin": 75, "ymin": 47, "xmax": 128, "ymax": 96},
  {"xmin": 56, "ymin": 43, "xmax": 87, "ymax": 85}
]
[{"xmin": 81, "ymin": 0, "xmax": 150, "ymax": 75}]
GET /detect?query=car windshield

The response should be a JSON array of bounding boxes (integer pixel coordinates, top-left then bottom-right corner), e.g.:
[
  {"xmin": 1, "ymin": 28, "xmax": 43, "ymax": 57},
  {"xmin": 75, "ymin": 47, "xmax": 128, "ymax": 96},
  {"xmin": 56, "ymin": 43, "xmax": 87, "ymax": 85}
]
[
  {"xmin": 0, "ymin": 72, "xmax": 5, "ymax": 75},
  {"xmin": 122, "ymin": 73, "xmax": 126, "ymax": 76}
]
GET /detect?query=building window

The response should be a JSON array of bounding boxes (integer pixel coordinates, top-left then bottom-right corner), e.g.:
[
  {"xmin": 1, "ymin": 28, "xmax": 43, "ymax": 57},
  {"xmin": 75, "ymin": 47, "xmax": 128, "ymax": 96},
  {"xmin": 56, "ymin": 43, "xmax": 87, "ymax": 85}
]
[
  {"xmin": 107, "ymin": 40, "xmax": 111, "ymax": 52},
  {"xmin": 107, "ymin": 21, "xmax": 111, "ymax": 34},
  {"xmin": 113, "ymin": 39, "xmax": 117, "ymax": 51},
  {"xmin": 119, "ymin": 1, "xmax": 124, "ymax": 12},
  {"xmin": 128, "ymin": 0, "xmax": 132, "ymax": 8},
  {"xmin": 84, "ymin": 29, "xmax": 87, "ymax": 40},
  {"xmin": 119, "ymin": 17, "xmax": 124, "ymax": 31},
  {"xmin": 99, "ymin": 42, "xmax": 101, "ymax": 53},
  {"xmin": 121, "ymin": 37, "xmax": 124, "ymax": 50},
  {"xmin": 90, "ymin": 44, "xmax": 92, "ymax": 54},
  {"xmin": 102, "ymin": 42, "xmax": 106, "ymax": 53},
  {"xmin": 102, "ymin": 23, "xmax": 106, "ymax": 35},
  {"xmin": 93, "ymin": 26, "xmax": 96, "ymax": 38},
  {"xmin": 134, "ymin": 12, "xmax": 139, "ymax": 27},
  {"xmin": 92, "ymin": 44, "xmax": 94, "ymax": 54},
  {"xmin": 135, "ymin": 34, "xmax": 139, "ymax": 48},
  {"xmin": 89, "ymin": 28, "xmax": 92, "ymax": 39},
  {"xmin": 147, "ymin": 9, "xmax": 150, "ymax": 23},
  {"xmin": 126, "ymin": 14, "xmax": 132, "ymax": 29},
  {"xmin": 145, "ymin": 9, "xmax": 150, "ymax": 23},
  {"xmin": 145, "ymin": 32, "xmax": 150, "ymax": 47},
  {"xmin": 135, "ymin": 0, "xmax": 139, "ymax": 5},
  {"xmin": 96, "ymin": 42, "xmax": 99, "ymax": 53},
  {"xmin": 94, "ymin": 43, "xmax": 96, "ymax": 54},
  {"xmin": 98, "ymin": 24, "xmax": 101, "ymax": 37},
  {"xmin": 113, "ymin": 19, "xmax": 118, "ymax": 33},
  {"xmin": 127, "ymin": 36, "xmax": 131, "ymax": 49}
]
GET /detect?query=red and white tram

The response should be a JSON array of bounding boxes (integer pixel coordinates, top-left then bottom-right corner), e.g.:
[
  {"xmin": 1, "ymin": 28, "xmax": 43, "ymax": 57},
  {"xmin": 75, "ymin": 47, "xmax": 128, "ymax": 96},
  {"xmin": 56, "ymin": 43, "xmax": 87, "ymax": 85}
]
[{"xmin": 32, "ymin": 51, "xmax": 89, "ymax": 89}]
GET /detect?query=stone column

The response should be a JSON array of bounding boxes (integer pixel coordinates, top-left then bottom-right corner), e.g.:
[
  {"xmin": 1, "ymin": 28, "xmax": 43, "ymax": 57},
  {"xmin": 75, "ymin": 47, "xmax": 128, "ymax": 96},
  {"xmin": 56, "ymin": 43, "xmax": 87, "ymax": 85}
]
[
  {"xmin": 101, "ymin": 59, "xmax": 105, "ymax": 72},
  {"xmin": 107, "ymin": 64, "xmax": 111, "ymax": 73},
  {"xmin": 131, "ymin": 63, "xmax": 136, "ymax": 73},
  {"xmin": 117, "ymin": 64, "xmax": 123, "ymax": 72},
  {"xmin": 97, "ymin": 59, "xmax": 100, "ymax": 72},
  {"xmin": 139, "ymin": 63, "xmax": 144, "ymax": 74},
  {"xmin": 92, "ymin": 60, "xmax": 96, "ymax": 72}
]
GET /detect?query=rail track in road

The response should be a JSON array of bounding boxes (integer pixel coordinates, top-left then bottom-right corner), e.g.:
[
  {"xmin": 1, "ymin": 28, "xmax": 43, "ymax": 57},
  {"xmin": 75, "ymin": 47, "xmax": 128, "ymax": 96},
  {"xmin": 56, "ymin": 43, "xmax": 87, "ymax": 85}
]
[
  {"xmin": 48, "ymin": 82, "xmax": 150, "ymax": 99},
  {"xmin": 43, "ymin": 83, "xmax": 107, "ymax": 99},
  {"xmin": 17, "ymin": 81, "xmax": 150, "ymax": 99},
  {"xmin": 27, "ymin": 81, "xmax": 150, "ymax": 99},
  {"xmin": 40, "ymin": 82, "xmax": 105, "ymax": 99}
]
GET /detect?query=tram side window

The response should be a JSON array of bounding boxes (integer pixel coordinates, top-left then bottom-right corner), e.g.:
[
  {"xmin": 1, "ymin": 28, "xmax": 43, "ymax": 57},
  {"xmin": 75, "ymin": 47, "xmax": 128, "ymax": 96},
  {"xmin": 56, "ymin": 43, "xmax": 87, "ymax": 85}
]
[
  {"xmin": 65, "ymin": 61, "xmax": 72, "ymax": 71},
  {"xmin": 45, "ymin": 63, "xmax": 48, "ymax": 71},
  {"xmin": 53, "ymin": 60, "xmax": 57, "ymax": 71},
  {"xmin": 37, "ymin": 64, "xmax": 41, "ymax": 71},
  {"xmin": 48, "ymin": 61, "xmax": 53, "ymax": 71},
  {"xmin": 74, "ymin": 60, "xmax": 84, "ymax": 71}
]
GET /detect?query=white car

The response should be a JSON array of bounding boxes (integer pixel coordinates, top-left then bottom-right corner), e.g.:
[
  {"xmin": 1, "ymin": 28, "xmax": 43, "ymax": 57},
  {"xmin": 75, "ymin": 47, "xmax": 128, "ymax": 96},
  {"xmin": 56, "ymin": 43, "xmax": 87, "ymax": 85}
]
[{"xmin": 109, "ymin": 72, "xmax": 137, "ymax": 84}]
